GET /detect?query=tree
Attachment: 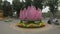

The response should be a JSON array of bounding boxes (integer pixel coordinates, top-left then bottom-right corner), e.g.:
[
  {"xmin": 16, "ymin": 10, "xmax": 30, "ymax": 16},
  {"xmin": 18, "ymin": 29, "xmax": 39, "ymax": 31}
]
[
  {"xmin": 44, "ymin": 0, "xmax": 59, "ymax": 17},
  {"xmin": 12, "ymin": 0, "xmax": 21, "ymax": 11},
  {"xmin": 12, "ymin": 0, "xmax": 23, "ymax": 17},
  {"xmin": 2, "ymin": 0, "xmax": 12, "ymax": 17},
  {"xmin": 0, "ymin": 0, "xmax": 2, "ymax": 9},
  {"xmin": 25, "ymin": 0, "xmax": 32, "ymax": 9},
  {"xmin": 49, "ymin": 0, "xmax": 58, "ymax": 17},
  {"xmin": 33, "ymin": 0, "xmax": 44, "ymax": 10}
]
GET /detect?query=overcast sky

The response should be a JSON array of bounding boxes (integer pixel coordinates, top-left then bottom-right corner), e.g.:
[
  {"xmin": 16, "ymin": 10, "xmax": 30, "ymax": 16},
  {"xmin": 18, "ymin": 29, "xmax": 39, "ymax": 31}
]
[{"xmin": 2, "ymin": 0, "xmax": 60, "ymax": 13}]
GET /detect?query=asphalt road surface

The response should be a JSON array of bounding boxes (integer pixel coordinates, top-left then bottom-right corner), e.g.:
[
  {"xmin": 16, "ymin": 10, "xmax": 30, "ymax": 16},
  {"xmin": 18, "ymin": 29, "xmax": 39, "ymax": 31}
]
[{"xmin": 0, "ymin": 18, "xmax": 60, "ymax": 34}]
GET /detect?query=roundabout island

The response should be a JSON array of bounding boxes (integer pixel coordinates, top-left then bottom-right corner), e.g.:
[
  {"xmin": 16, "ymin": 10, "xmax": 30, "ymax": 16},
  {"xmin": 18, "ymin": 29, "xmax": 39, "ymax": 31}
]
[{"xmin": 16, "ymin": 6, "xmax": 45, "ymax": 28}]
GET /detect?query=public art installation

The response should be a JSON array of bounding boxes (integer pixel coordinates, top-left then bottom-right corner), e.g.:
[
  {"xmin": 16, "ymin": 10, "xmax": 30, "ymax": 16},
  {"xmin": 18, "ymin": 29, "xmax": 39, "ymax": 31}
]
[{"xmin": 17, "ymin": 0, "xmax": 45, "ymax": 28}]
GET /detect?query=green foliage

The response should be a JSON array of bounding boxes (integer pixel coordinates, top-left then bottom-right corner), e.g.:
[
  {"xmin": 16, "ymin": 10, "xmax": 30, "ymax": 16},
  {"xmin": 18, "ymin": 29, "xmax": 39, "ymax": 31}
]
[
  {"xmin": 44, "ymin": 0, "xmax": 59, "ymax": 17},
  {"xmin": 25, "ymin": 0, "xmax": 32, "ymax": 9},
  {"xmin": 12, "ymin": 0, "xmax": 44, "ymax": 10},
  {"xmin": 33, "ymin": 0, "xmax": 44, "ymax": 9},
  {"xmin": 12, "ymin": 0, "xmax": 25, "ymax": 17},
  {"xmin": 0, "ymin": 0, "xmax": 2, "ymax": 3},
  {"xmin": 12, "ymin": 0, "xmax": 21, "ymax": 11},
  {"xmin": 0, "ymin": 0, "xmax": 2, "ymax": 9}
]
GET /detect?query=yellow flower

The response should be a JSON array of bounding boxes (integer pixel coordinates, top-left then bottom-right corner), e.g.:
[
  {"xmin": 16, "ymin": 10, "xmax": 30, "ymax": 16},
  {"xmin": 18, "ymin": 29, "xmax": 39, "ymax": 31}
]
[{"xmin": 39, "ymin": 22, "xmax": 45, "ymax": 26}]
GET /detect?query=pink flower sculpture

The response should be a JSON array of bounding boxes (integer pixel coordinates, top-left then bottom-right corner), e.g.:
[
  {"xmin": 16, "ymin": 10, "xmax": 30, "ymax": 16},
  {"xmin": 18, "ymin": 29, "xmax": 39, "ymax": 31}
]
[{"xmin": 19, "ymin": 6, "xmax": 42, "ymax": 21}]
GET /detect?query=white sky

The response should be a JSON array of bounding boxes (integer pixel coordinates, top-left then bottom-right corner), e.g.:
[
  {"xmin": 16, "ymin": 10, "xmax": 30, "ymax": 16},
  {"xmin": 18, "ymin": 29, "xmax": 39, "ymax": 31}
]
[
  {"xmin": 42, "ymin": 6, "xmax": 49, "ymax": 13},
  {"xmin": 2, "ymin": 0, "xmax": 60, "ymax": 13}
]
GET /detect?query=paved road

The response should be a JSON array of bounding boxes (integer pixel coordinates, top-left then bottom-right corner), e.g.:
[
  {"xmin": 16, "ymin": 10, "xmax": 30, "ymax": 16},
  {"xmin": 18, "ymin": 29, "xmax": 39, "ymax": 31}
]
[{"xmin": 0, "ymin": 19, "xmax": 60, "ymax": 34}]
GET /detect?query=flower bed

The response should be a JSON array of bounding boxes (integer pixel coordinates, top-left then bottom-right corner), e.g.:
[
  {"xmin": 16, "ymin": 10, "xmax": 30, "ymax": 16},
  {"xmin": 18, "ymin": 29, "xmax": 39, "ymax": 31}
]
[{"xmin": 17, "ymin": 22, "xmax": 45, "ymax": 28}]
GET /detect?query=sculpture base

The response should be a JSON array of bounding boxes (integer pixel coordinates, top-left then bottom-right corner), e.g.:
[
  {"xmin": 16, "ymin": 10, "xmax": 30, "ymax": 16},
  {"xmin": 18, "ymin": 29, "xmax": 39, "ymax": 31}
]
[{"xmin": 17, "ymin": 22, "xmax": 45, "ymax": 28}]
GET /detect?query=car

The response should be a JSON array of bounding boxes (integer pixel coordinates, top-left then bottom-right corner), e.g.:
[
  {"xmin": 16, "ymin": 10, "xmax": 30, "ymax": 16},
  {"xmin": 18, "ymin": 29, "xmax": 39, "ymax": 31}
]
[{"xmin": 47, "ymin": 18, "xmax": 60, "ymax": 25}]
